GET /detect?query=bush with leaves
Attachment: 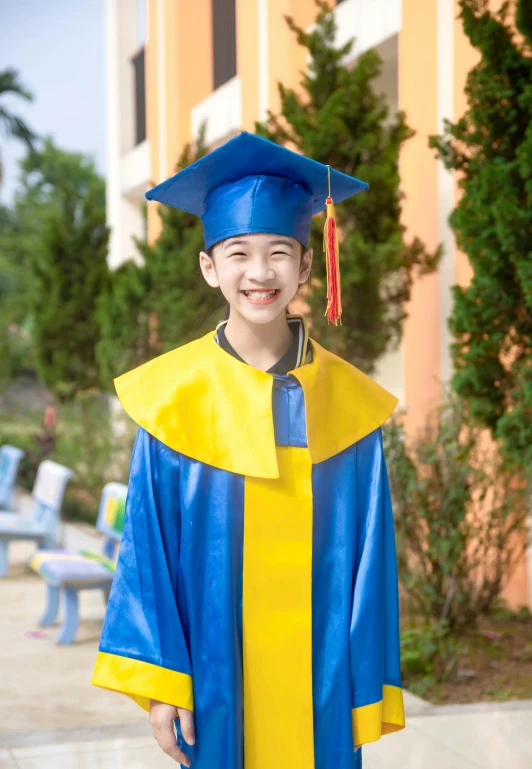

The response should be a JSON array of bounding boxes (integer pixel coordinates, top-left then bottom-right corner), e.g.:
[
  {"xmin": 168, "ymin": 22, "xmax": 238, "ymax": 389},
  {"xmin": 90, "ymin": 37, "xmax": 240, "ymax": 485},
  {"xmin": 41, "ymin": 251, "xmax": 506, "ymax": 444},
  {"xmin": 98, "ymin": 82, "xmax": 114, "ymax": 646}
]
[
  {"xmin": 400, "ymin": 621, "xmax": 465, "ymax": 698},
  {"xmin": 384, "ymin": 390, "xmax": 529, "ymax": 633},
  {"xmin": 52, "ymin": 391, "xmax": 136, "ymax": 523}
]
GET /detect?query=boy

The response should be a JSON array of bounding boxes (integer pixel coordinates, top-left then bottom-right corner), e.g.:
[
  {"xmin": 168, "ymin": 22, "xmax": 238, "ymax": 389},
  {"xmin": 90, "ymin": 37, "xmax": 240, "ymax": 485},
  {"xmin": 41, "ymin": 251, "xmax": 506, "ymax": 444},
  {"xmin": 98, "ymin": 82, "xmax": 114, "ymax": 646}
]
[{"xmin": 92, "ymin": 132, "xmax": 406, "ymax": 769}]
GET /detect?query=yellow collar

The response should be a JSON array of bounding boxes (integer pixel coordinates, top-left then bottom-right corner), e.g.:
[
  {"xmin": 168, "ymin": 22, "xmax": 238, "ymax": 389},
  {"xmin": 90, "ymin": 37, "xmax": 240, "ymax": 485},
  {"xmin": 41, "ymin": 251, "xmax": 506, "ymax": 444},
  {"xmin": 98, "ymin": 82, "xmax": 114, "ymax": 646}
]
[{"xmin": 114, "ymin": 329, "xmax": 398, "ymax": 478}]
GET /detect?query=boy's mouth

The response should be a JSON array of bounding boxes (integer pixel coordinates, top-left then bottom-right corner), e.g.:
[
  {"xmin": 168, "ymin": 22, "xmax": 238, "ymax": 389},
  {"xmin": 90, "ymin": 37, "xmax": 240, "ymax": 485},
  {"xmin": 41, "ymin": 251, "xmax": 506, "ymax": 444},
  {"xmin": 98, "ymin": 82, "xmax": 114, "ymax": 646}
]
[{"xmin": 241, "ymin": 289, "xmax": 281, "ymax": 305}]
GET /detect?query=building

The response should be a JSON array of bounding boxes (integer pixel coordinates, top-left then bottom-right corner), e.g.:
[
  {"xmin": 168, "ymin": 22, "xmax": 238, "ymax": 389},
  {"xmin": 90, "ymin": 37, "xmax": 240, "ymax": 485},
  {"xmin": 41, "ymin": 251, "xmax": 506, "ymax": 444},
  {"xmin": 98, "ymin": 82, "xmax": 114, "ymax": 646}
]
[{"xmin": 104, "ymin": 0, "xmax": 530, "ymax": 610}]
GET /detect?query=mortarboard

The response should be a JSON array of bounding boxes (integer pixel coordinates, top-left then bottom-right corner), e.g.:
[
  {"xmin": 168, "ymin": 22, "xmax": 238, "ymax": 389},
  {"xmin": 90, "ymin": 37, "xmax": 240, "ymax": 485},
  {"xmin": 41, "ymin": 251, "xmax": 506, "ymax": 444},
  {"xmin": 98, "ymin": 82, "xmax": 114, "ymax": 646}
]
[{"xmin": 146, "ymin": 131, "xmax": 369, "ymax": 324}]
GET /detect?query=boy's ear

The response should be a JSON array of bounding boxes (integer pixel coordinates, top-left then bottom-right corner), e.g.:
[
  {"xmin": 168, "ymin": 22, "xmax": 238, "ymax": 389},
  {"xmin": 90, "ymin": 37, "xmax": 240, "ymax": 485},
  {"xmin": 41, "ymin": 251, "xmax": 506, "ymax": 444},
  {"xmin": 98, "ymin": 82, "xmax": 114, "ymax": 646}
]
[
  {"xmin": 199, "ymin": 251, "xmax": 220, "ymax": 288},
  {"xmin": 299, "ymin": 247, "xmax": 313, "ymax": 284}
]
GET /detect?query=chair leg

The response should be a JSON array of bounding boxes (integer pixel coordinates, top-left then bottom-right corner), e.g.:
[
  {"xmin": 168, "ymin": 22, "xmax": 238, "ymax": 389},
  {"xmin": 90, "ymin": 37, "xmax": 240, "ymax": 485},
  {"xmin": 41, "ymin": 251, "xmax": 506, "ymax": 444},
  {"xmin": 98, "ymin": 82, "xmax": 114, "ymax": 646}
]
[
  {"xmin": 40, "ymin": 533, "xmax": 57, "ymax": 549},
  {"xmin": 0, "ymin": 540, "xmax": 8, "ymax": 577},
  {"xmin": 39, "ymin": 584, "xmax": 60, "ymax": 626},
  {"xmin": 56, "ymin": 587, "xmax": 79, "ymax": 644}
]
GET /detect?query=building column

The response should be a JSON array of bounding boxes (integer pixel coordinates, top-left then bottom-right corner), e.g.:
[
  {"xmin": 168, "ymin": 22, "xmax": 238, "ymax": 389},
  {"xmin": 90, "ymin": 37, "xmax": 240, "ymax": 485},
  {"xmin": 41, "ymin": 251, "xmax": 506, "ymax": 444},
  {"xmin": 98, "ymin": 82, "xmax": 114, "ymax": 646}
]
[{"xmin": 398, "ymin": 0, "xmax": 441, "ymax": 437}]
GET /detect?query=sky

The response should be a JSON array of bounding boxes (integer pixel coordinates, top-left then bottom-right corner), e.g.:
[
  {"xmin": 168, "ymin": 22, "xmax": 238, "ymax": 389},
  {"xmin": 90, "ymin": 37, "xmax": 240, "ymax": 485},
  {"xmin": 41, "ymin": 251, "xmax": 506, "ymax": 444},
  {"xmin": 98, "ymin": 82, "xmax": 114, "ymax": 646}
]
[{"xmin": 0, "ymin": 0, "xmax": 106, "ymax": 205}]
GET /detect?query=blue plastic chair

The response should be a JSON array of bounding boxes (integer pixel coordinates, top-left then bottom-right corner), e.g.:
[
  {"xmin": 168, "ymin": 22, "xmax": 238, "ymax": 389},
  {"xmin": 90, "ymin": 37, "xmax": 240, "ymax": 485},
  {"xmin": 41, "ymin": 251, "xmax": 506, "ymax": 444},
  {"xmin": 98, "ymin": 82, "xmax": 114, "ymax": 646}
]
[
  {"xmin": 30, "ymin": 481, "xmax": 127, "ymax": 644},
  {"xmin": 0, "ymin": 445, "xmax": 25, "ymax": 511},
  {"xmin": 0, "ymin": 459, "xmax": 73, "ymax": 577}
]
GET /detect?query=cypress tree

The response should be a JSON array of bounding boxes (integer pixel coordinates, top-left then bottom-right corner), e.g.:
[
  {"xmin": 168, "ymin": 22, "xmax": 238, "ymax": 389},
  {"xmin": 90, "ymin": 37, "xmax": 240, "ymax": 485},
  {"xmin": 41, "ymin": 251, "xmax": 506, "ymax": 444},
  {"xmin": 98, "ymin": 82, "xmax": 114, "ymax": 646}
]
[
  {"xmin": 9, "ymin": 139, "xmax": 112, "ymax": 400},
  {"xmin": 31, "ymin": 183, "xmax": 109, "ymax": 399},
  {"xmin": 96, "ymin": 127, "xmax": 226, "ymax": 388},
  {"xmin": 256, "ymin": 0, "xmax": 440, "ymax": 373},
  {"xmin": 430, "ymin": 0, "xmax": 532, "ymax": 469}
]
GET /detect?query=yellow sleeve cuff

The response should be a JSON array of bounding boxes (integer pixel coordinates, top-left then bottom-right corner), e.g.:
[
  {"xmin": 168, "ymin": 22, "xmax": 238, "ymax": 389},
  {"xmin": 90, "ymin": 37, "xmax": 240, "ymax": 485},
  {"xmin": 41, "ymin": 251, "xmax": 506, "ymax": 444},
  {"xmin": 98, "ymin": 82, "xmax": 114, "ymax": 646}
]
[
  {"xmin": 352, "ymin": 684, "xmax": 406, "ymax": 745},
  {"xmin": 91, "ymin": 651, "xmax": 194, "ymax": 712}
]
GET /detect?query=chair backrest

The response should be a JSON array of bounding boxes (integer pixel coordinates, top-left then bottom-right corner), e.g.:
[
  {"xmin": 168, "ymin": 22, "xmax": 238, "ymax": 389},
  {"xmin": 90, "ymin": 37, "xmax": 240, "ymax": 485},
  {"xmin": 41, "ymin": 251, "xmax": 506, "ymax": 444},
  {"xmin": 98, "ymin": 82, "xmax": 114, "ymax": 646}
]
[
  {"xmin": 0, "ymin": 445, "xmax": 25, "ymax": 510},
  {"xmin": 96, "ymin": 482, "xmax": 128, "ymax": 559},
  {"xmin": 32, "ymin": 460, "xmax": 74, "ymax": 538},
  {"xmin": 33, "ymin": 460, "xmax": 74, "ymax": 511}
]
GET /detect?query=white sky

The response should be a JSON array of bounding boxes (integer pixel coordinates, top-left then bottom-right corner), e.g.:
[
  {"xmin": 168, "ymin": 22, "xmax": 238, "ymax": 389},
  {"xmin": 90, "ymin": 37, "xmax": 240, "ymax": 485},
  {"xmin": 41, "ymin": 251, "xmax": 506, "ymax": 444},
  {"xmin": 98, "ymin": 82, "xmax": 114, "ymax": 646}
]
[{"xmin": 0, "ymin": 0, "xmax": 106, "ymax": 205}]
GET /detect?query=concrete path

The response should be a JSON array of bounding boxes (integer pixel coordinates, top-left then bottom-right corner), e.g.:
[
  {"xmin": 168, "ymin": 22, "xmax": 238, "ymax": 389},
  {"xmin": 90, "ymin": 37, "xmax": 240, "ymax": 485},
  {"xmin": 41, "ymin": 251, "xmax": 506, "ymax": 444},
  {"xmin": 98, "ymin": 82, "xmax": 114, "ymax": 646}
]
[
  {"xmin": 1, "ymin": 491, "xmax": 531, "ymax": 767},
  {"xmin": 1, "ymin": 697, "xmax": 531, "ymax": 768}
]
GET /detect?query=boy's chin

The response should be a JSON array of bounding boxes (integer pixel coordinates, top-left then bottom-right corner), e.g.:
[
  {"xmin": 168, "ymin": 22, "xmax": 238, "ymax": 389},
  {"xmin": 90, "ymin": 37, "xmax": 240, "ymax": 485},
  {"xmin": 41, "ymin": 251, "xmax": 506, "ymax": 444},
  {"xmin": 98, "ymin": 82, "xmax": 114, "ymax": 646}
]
[{"xmin": 236, "ymin": 301, "xmax": 292, "ymax": 325}]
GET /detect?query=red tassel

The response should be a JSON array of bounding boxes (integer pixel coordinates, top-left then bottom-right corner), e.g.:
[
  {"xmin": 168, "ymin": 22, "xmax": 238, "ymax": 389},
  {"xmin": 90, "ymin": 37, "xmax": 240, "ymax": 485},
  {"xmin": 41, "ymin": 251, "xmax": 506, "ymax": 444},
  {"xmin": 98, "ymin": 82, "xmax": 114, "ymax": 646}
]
[{"xmin": 323, "ymin": 196, "xmax": 342, "ymax": 325}]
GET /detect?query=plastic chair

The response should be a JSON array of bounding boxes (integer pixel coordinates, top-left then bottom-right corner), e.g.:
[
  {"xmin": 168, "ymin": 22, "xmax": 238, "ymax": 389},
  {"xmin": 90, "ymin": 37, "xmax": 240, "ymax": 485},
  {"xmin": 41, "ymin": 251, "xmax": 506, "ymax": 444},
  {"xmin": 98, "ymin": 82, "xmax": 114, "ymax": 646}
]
[
  {"xmin": 0, "ymin": 460, "xmax": 73, "ymax": 577},
  {"xmin": 0, "ymin": 445, "xmax": 25, "ymax": 510},
  {"xmin": 30, "ymin": 482, "xmax": 127, "ymax": 644}
]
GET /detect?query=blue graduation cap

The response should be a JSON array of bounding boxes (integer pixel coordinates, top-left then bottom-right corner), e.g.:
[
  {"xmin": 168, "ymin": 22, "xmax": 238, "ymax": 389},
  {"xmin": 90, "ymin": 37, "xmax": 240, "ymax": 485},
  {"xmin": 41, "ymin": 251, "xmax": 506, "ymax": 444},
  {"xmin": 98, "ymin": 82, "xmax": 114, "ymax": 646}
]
[{"xmin": 145, "ymin": 131, "xmax": 369, "ymax": 324}]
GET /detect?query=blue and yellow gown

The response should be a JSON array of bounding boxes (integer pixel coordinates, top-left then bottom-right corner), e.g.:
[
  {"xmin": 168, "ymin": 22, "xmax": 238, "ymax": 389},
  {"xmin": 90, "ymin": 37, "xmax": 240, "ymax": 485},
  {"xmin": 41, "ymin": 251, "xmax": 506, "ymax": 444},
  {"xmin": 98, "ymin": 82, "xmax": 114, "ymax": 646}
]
[{"xmin": 92, "ymin": 317, "xmax": 406, "ymax": 769}]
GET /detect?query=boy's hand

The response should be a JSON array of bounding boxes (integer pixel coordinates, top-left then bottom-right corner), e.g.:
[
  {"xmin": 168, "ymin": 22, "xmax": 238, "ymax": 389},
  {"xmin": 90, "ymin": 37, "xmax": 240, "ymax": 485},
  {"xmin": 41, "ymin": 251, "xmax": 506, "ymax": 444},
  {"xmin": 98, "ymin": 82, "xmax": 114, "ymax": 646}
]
[{"xmin": 150, "ymin": 699, "xmax": 195, "ymax": 766}]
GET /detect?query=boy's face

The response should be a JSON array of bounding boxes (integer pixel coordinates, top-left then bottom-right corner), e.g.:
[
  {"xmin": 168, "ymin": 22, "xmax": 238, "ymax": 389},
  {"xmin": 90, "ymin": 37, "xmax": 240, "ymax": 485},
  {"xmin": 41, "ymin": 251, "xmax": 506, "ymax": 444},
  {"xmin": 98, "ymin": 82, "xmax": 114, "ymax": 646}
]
[{"xmin": 199, "ymin": 232, "xmax": 312, "ymax": 325}]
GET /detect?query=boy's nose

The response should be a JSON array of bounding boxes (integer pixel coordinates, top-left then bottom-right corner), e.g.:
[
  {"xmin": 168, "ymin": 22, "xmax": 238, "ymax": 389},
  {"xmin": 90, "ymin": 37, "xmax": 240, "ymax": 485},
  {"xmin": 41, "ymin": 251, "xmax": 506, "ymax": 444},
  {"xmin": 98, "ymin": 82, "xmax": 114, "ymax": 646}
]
[{"xmin": 245, "ymin": 259, "xmax": 276, "ymax": 282}]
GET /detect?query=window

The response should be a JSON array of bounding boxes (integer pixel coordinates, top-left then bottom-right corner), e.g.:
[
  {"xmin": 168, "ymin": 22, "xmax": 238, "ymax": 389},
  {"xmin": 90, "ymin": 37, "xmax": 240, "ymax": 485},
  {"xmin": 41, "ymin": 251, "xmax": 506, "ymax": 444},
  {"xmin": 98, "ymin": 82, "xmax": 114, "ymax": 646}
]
[
  {"xmin": 212, "ymin": 0, "xmax": 237, "ymax": 90},
  {"xmin": 132, "ymin": 47, "xmax": 146, "ymax": 145}
]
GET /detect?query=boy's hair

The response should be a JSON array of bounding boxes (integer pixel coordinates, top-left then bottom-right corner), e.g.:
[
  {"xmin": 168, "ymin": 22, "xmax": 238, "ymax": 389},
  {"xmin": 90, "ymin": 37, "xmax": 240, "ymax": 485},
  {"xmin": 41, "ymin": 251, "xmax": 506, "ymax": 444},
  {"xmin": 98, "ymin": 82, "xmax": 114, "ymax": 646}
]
[{"xmin": 206, "ymin": 238, "xmax": 307, "ymax": 259}]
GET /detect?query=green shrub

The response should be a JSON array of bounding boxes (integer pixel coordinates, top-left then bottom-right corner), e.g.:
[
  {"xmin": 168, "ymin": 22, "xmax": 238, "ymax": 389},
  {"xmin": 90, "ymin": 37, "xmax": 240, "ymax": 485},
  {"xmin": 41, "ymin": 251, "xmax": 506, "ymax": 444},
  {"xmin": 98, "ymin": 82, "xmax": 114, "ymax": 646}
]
[
  {"xmin": 400, "ymin": 620, "xmax": 465, "ymax": 697},
  {"xmin": 384, "ymin": 390, "xmax": 529, "ymax": 632},
  {"xmin": 1, "ymin": 391, "xmax": 136, "ymax": 521}
]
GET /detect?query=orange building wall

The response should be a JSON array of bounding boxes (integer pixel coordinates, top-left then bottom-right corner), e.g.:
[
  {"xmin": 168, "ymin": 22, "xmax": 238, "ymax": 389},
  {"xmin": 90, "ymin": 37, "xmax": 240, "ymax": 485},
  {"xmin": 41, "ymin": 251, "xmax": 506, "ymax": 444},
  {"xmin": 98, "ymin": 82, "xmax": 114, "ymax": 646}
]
[
  {"xmin": 146, "ymin": 0, "xmax": 212, "ymax": 243},
  {"xmin": 172, "ymin": 1, "xmax": 212, "ymax": 154},
  {"xmin": 237, "ymin": 0, "xmax": 259, "ymax": 130},
  {"xmin": 145, "ymin": 0, "xmax": 161, "ymax": 242},
  {"xmin": 398, "ymin": 0, "xmax": 441, "ymax": 439}
]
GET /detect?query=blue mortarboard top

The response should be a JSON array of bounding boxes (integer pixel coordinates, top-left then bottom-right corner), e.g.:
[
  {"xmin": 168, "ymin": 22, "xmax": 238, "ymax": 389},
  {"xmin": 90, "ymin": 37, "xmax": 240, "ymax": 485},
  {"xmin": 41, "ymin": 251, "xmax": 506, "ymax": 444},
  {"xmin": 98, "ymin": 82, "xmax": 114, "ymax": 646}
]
[{"xmin": 145, "ymin": 131, "xmax": 369, "ymax": 249}]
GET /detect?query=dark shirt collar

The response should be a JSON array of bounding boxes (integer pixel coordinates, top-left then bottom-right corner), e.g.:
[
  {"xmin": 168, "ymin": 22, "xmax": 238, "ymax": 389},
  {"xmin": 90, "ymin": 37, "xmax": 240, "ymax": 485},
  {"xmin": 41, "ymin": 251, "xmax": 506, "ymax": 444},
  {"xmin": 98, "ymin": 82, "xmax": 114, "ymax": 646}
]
[{"xmin": 215, "ymin": 315, "xmax": 309, "ymax": 375}]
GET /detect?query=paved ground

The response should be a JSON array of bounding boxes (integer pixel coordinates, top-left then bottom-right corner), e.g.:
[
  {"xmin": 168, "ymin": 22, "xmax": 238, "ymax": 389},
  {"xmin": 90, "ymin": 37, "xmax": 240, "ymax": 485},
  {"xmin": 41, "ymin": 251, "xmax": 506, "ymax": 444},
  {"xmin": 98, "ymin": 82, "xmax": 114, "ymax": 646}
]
[
  {"xmin": 0, "ymin": 533, "xmax": 143, "ymax": 733},
  {"xmin": 1, "ymin": 700, "xmax": 531, "ymax": 768},
  {"xmin": 1, "ymin": 491, "xmax": 531, "ymax": 767}
]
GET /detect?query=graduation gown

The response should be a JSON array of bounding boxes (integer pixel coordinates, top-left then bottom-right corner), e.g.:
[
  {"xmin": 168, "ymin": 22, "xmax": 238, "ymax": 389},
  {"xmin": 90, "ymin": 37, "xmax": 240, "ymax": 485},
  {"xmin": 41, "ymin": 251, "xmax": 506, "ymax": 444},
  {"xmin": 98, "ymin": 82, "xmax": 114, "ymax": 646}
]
[{"xmin": 91, "ymin": 326, "xmax": 406, "ymax": 769}]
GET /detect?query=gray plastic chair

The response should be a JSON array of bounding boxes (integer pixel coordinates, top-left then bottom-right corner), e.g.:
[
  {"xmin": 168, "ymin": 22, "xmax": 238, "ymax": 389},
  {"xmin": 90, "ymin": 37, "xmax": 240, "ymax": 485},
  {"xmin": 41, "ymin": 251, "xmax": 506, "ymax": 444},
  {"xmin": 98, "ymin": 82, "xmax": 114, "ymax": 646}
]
[{"xmin": 0, "ymin": 459, "xmax": 73, "ymax": 577}]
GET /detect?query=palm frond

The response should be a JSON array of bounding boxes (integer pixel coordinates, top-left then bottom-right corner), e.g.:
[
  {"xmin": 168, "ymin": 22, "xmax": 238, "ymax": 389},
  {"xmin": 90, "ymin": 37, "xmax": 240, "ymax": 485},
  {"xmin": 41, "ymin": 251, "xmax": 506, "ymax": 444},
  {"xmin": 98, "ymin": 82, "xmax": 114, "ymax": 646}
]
[{"xmin": 0, "ymin": 68, "xmax": 34, "ymax": 101}]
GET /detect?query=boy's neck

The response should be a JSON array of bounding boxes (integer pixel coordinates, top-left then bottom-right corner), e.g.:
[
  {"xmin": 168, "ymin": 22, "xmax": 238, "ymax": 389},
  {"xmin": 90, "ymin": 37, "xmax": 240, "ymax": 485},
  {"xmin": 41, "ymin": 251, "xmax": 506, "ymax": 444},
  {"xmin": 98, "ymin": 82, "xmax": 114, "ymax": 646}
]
[{"xmin": 223, "ymin": 310, "xmax": 294, "ymax": 372}]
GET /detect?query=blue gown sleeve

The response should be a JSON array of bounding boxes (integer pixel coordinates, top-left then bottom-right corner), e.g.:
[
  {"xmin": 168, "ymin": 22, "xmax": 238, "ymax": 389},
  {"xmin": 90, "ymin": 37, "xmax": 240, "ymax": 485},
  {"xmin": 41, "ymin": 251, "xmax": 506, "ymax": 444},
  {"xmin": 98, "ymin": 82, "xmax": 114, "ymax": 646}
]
[
  {"xmin": 350, "ymin": 426, "xmax": 405, "ymax": 745},
  {"xmin": 91, "ymin": 427, "xmax": 193, "ymax": 713}
]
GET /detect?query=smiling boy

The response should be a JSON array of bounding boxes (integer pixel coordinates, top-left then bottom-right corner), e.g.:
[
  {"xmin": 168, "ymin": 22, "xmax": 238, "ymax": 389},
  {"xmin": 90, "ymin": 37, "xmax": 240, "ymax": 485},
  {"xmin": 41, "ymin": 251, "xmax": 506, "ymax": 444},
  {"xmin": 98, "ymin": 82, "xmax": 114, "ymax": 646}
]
[{"xmin": 91, "ymin": 131, "xmax": 406, "ymax": 769}]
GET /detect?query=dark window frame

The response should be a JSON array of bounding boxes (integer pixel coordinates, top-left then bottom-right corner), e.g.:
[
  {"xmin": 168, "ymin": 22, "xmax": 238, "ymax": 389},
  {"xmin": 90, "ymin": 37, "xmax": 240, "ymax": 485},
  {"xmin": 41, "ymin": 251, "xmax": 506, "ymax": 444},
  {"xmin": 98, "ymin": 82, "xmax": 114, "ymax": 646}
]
[
  {"xmin": 212, "ymin": 0, "xmax": 237, "ymax": 90},
  {"xmin": 132, "ymin": 46, "xmax": 146, "ymax": 145}
]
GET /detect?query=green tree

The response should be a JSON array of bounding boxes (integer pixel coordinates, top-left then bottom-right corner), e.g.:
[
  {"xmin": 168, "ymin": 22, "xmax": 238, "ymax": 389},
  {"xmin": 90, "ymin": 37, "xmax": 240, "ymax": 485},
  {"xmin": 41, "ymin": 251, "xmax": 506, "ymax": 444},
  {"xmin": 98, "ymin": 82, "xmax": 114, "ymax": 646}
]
[
  {"xmin": 0, "ymin": 204, "xmax": 33, "ymax": 384},
  {"xmin": 0, "ymin": 139, "xmax": 107, "ymax": 342},
  {"xmin": 96, "ymin": 127, "xmax": 225, "ymax": 387},
  {"xmin": 256, "ymin": 1, "xmax": 440, "ymax": 373},
  {"xmin": 16, "ymin": 139, "xmax": 110, "ymax": 399},
  {"xmin": 430, "ymin": 0, "xmax": 532, "ymax": 470},
  {"xmin": 0, "ymin": 68, "xmax": 37, "ymax": 183}
]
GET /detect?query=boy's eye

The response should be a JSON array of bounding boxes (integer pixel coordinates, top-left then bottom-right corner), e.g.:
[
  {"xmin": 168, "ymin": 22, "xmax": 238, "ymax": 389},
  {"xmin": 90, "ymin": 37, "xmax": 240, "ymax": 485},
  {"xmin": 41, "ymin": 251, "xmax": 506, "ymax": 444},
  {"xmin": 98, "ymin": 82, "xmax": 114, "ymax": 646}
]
[
  {"xmin": 228, "ymin": 252, "xmax": 247, "ymax": 257},
  {"xmin": 272, "ymin": 251, "xmax": 290, "ymax": 257}
]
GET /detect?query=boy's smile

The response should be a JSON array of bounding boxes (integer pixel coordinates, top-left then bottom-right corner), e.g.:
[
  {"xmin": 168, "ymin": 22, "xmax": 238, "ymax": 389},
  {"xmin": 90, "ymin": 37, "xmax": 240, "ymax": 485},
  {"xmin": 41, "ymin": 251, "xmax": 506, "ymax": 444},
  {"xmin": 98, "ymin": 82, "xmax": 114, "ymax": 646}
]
[{"xmin": 241, "ymin": 288, "xmax": 281, "ymax": 305}]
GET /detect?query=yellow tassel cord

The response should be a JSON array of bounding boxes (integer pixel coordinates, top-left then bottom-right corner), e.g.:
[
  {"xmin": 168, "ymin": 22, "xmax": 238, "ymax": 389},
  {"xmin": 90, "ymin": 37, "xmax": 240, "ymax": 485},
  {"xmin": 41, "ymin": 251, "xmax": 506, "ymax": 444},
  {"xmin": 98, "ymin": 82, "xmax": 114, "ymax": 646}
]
[{"xmin": 323, "ymin": 166, "xmax": 342, "ymax": 325}]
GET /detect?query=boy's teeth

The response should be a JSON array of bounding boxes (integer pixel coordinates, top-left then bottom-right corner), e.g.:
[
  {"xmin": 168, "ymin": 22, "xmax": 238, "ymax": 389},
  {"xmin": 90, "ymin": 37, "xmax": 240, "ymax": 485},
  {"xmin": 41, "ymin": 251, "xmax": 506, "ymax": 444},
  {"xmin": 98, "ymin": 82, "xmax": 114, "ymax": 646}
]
[{"xmin": 245, "ymin": 290, "xmax": 277, "ymax": 299}]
